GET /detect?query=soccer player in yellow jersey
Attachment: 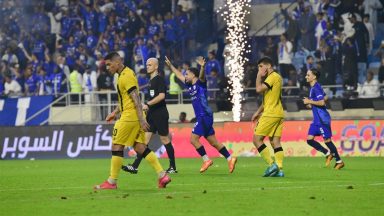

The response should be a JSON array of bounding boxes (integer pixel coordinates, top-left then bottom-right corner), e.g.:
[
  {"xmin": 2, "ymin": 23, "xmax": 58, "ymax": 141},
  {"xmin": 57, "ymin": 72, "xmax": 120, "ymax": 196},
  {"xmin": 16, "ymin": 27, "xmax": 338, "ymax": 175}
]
[
  {"xmin": 252, "ymin": 57, "xmax": 285, "ymax": 177},
  {"xmin": 94, "ymin": 52, "xmax": 171, "ymax": 189}
]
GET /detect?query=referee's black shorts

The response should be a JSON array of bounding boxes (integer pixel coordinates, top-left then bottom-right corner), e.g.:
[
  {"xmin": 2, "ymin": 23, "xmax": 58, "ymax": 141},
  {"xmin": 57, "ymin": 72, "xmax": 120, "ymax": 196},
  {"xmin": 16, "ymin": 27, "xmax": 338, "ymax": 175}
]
[{"xmin": 146, "ymin": 107, "xmax": 169, "ymax": 136}]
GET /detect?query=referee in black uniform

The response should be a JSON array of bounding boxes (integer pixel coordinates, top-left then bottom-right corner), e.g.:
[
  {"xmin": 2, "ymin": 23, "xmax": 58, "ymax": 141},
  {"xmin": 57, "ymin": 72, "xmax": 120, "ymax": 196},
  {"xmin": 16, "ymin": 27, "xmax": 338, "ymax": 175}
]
[{"xmin": 122, "ymin": 57, "xmax": 177, "ymax": 174}]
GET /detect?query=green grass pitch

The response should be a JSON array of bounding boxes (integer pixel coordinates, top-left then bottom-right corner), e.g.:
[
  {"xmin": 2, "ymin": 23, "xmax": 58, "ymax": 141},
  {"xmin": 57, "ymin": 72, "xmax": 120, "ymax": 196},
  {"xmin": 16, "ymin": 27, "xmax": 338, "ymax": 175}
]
[{"xmin": 1, "ymin": 157, "xmax": 383, "ymax": 216}]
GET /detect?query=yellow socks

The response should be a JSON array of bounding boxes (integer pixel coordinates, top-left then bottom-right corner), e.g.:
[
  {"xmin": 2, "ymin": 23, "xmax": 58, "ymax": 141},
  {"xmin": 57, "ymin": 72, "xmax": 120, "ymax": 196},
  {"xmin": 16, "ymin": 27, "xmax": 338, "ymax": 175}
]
[
  {"xmin": 144, "ymin": 151, "xmax": 164, "ymax": 174},
  {"xmin": 257, "ymin": 144, "xmax": 274, "ymax": 165},
  {"xmin": 109, "ymin": 155, "xmax": 123, "ymax": 181},
  {"xmin": 274, "ymin": 147, "xmax": 284, "ymax": 169}
]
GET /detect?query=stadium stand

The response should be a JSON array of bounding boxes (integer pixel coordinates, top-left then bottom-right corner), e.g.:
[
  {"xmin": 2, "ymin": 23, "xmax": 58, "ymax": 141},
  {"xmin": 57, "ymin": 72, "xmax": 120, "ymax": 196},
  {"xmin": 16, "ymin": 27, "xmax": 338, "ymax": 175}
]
[{"xmin": 0, "ymin": 0, "xmax": 383, "ymax": 125}]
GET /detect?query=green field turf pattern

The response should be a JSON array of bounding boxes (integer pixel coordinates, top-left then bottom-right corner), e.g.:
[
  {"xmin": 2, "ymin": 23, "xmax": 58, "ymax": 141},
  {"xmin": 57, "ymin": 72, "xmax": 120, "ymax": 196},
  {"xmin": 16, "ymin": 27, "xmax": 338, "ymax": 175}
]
[{"xmin": 1, "ymin": 157, "xmax": 383, "ymax": 216}]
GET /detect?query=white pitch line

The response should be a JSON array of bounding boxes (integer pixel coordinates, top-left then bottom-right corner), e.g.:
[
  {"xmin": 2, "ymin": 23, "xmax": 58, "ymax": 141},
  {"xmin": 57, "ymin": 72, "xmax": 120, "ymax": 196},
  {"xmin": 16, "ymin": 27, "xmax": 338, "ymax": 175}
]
[
  {"xmin": 0, "ymin": 186, "xmax": 90, "ymax": 192},
  {"xmin": 369, "ymin": 182, "xmax": 384, "ymax": 186},
  {"xmin": 171, "ymin": 180, "xmax": 348, "ymax": 186}
]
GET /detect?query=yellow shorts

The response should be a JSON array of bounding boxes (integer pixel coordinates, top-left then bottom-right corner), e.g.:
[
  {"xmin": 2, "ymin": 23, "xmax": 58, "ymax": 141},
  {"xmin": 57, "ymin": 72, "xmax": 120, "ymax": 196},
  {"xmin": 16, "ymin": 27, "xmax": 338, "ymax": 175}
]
[
  {"xmin": 254, "ymin": 116, "xmax": 284, "ymax": 137},
  {"xmin": 112, "ymin": 120, "xmax": 145, "ymax": 146}
]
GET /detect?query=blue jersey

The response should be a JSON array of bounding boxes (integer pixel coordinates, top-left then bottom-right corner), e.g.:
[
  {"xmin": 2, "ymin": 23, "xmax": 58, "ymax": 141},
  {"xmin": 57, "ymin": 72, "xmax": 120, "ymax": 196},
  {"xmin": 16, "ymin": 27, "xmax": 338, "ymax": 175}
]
[
  {"xmin": 186, "ymin": 80, "xmax": 213, "ymax": 117},
  {"xmin": 309, "ymin": 82, "xmax": 331, "ymax": 124},
  {"xmin": 205, "ymin": 59, "xmax": 222, "ymax": 76},
  {"xmin": 25, "ymin": 74, "xmax": 39, "ymax": 94},
  {"xmin": 147, "ymin": 24, "xmax": 160, "ymax": 36}
]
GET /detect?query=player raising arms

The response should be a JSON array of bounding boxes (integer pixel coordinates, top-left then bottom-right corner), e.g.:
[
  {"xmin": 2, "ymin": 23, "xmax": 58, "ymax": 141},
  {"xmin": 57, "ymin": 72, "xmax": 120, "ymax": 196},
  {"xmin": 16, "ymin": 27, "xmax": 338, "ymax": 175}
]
[
  {"xmin": 303, "ymin": 68, "xmax": 344, "ymax": 170},
  {"xmin": 165, "ymin": 56, "xmax": 237, "ymax": 173},
  {"xmin": 94, "ymin": 52, "xmax": 171, "ymax": 189},
  {"xmin": 122, "ymin": 57, "xmax": 178, "ymax": 174},
  {"xmin": 252, "ymin": 57, "xmax": 285, "ymax": 177}
]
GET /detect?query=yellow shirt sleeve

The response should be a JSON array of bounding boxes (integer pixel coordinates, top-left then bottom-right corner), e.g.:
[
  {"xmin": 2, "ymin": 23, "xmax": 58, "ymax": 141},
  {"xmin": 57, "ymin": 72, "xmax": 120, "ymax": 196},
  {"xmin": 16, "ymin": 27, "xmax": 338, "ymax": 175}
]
[
  {"xmin": 263, "ymin": 73, "xmax": 276, "ymax": 90},
  {"xmin": 121, "ymin": 70, "xmax": 137, "ymax": 94}
]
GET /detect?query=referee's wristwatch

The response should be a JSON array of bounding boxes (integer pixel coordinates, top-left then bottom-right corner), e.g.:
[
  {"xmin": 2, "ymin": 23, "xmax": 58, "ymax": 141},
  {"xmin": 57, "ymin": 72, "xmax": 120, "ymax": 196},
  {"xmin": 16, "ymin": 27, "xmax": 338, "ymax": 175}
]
[{"xmin": 145, "ymin": 102, "xmax": 150, "ymax": 107}]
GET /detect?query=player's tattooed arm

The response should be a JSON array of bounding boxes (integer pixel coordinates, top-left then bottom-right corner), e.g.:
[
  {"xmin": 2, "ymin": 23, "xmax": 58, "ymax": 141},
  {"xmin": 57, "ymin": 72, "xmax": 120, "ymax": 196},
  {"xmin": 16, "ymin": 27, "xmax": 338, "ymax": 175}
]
[
  {"xmin": 113, "ymin": 106, "xmax": 120, "ymax": 114},
  {"xmin": 196, "ymin": 56, "xmax": 206, "ymax": 82},
  {"xmin": 129, "ymin": 88, "xmax": 150, "ymax": 131},
  {"xmin": 165, "ymin": 56, "xmax": 185, "ymax": 83},
  {"xmin": 106, "ymin": 106, "xmax": 120, "ymax": 122}
]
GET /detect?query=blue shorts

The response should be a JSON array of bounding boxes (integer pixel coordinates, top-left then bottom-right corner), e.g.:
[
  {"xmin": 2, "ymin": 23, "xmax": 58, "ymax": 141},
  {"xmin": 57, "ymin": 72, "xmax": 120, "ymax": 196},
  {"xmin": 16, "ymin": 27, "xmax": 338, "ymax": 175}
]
[
  {"xmin": 192, "ymin": 115, "xmax": 215, "ymax": 138},
  {"xmin": 308, "ymin": 123, "xmax": 332, "ymax": 139}
]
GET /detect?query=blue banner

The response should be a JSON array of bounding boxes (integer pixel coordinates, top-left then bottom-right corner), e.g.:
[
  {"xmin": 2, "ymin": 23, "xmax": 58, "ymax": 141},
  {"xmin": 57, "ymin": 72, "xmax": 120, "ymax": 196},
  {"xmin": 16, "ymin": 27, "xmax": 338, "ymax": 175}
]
[{"xmin": 0, "ymin": 95, "xmax": 54, "ymax": 126}]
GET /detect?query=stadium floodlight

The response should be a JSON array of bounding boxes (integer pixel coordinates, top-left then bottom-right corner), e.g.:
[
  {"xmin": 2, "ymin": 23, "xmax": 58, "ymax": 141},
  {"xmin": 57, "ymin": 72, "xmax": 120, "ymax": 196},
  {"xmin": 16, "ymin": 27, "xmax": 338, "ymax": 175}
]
[{"xmin": 218, "ymin": 0, "xmax": 251, "ymax": 122}]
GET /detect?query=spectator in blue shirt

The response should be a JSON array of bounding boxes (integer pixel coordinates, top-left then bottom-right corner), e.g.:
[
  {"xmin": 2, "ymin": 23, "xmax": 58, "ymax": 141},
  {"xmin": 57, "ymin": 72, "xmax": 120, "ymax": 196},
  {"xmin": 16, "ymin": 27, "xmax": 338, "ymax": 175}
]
[
  {"xmin": 205, "ymin": 50, "xmax": 222, "ymax": 77},
  {"xmin": 32, "ymin": 5, "xmax": 50, "ymax": 35},
  {"xmin": 37, "ymin": 66, "xmax": 51, "ymax": 95},
  {"xmin": 137, "ymin": 68, "xmax": 149, "ymax": 94},
  {"xmin": 24, "ymin": 67, "xmax": 39, "ymax": 96},
  {"xmin": 163, "ymin": 12, "xmax": 178, "ymax": 45},
  {"xmin": 75, "ymin": 44, "xmax": 88, "ymax": 74},
  {"xmin": 175, "ymin": 7, "xmax": 189, "ymax": 39},
  {"xmin": 135, "ymin": 27, "xmax": 149, "ymax": 44},
  {"xmin": 64, "ymin": 36, "xmax": 78, "ymax": 68},
  {"xmin": 86, "ymin": 30, "xmax": 98, "ymax": 52},
  {"xmin": 97, "ymin": 9, "xmax": 108, "ymax": 34},
  {"xmin": 147, "ymin": 16, "xmax": 161, "ymax": 37},
  {"xmin": 60, "ymin": 9, "xmax": 73, "ymax": 39},
  {"xmin": 81, "ymin": 3, "xmax": 98, "ymax": 32},
  {"xmin": 73, "ymin": 22, "xmax": 86, "ymax": 46},
  {"xmin": 207, "ymin": 68, "xmax": 219, "ymax": 99},
  {"xmin": 147, "ymin": 38, "xmax": 160, "ymax": 58},
  {"xmin": 32, "ymin": 35, "xmax": 46, "ymax": 62},
  {"xmin": 50, "ymin": 65, "xmax": 66, "ymax": 96},
  {"xmin": 133, "ymin": 38, "xmax": 149, "ymax": 72}
]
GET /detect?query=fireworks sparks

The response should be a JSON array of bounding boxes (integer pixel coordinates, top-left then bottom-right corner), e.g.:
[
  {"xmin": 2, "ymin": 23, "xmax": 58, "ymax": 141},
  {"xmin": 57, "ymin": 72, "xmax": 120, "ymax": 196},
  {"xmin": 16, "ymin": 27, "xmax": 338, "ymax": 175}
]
[{"xmin": 218, "ymin": 0, "xmax": 251, "ymax": 122}]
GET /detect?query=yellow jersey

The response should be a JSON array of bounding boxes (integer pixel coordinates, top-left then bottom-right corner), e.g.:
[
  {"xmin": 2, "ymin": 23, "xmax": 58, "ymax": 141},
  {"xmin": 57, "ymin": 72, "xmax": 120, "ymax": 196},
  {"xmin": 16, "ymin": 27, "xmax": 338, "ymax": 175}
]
[
  {"xmin": 262, "ymin": 71, "xmax": 284, "ymax": 118},
  {"xmin": 117, "ymin": 67, "xmax": 139, "ymax": 121}
]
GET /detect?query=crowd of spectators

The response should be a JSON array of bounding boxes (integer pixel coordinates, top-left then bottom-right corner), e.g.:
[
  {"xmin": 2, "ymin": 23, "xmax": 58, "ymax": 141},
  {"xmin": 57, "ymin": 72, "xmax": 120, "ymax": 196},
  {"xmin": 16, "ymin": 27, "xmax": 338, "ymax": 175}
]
[
  {"xmin": 253, "ymin": 0, "xmax": 384, "ymax": 99},
  {"xmin": 0, "ymin": 0, "xmax": 195, "ymax": 98},
  {"xmin": 1, "ymin": 0, "xmax": 383, "ymax": 105}
]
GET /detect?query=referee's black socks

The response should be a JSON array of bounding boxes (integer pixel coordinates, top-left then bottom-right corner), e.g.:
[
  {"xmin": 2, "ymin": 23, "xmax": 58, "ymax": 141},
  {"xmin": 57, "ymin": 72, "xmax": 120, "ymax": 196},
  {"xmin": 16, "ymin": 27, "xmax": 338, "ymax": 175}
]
[{"xmin": 165, "ymin": 142, "xmax": 176, "ymax": 169}]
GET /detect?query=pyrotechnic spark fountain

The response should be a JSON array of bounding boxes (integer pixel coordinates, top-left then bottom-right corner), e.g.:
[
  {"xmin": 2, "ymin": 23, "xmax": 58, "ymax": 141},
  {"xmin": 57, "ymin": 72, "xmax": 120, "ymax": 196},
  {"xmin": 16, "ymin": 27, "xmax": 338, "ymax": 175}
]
[{"xmin": 218, "ymin": 0, "xmax": 251, "ymax": 122}]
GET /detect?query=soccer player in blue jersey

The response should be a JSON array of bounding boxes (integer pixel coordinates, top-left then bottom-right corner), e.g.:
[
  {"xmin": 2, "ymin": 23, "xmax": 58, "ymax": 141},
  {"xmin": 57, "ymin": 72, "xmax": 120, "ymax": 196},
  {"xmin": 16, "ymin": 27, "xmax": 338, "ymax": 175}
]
[
  {"xmin": 165, "ymin": 56, "xmax": 237, "ymax": 173},
  {"xmin": 303, "ymin": 68, "xmax": 345, "ymax": 170}
]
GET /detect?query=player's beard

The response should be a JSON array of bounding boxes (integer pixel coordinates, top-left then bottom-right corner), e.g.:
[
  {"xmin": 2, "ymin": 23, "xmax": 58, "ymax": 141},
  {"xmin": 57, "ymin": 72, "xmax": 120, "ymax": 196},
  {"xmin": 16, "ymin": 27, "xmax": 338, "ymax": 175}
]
[{"xmin": 185, "ymin": 79, "xmax": 192, "ymax": 84}]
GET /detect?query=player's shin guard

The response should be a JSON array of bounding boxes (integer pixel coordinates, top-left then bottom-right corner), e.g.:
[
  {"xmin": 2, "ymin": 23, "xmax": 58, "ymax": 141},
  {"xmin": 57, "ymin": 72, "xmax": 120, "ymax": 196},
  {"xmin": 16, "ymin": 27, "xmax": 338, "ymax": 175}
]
[
  {"xmin": 274, "ymin": 147, "xmax": 284, "ymax": 169},
  {"xmin": 307, "ymin": 139, "xmax": 328, "ymax": 155},
  {"xmin": 257, "ymin": 144, "xmax": 274, "ymax": 165},
  {"xmin": 110, "ymin": 151, "xmax": 124, "ymax": 180},
  {"xmin": 142, "ymin": 147, "xmax": 164, "ymax": 174},
  {"xmin": 325, "ymin": 141, "xmax": 341, "ymax": 162}
]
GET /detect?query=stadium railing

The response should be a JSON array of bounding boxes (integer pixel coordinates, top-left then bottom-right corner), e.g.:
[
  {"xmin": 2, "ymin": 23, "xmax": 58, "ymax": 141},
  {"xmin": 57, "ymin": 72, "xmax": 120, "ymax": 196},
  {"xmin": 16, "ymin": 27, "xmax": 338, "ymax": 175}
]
[
  {"xmin": 250, "ymin": 1, "xmax": 296, "ymax": 37},
  {"xmin": 21, "ymin": 84, "xmax": 384, "ymax": 125}
]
